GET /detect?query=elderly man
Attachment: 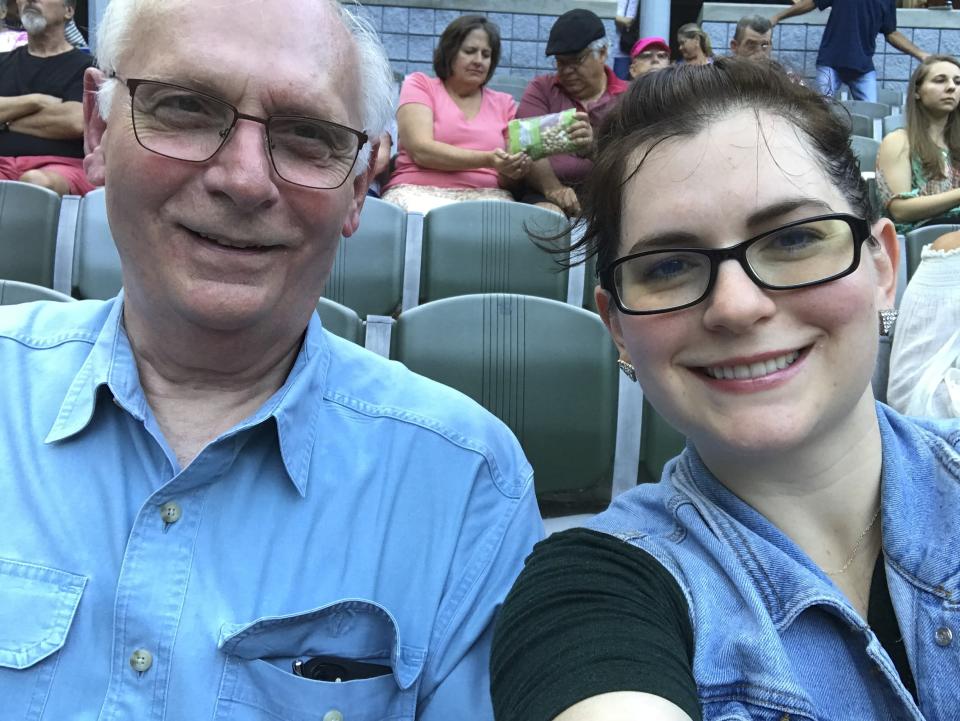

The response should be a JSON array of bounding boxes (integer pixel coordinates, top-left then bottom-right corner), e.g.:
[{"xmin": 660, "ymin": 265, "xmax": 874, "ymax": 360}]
[
  {"xmin": 629, "ymin": 36, "xmax": 671, "ymax": 78},
  {"xmin": 730, "ymin": 15, "xmax": 773, "ymax": 60},
  {"xmin": 0, "ymin": 0, "xmax": 94, "ymax": 195},
  {"xmin": 517, "ymin": 9, "xmax": 628, "ymax": 216},
  {"xmin": 0, "ymin": 0, "xmax": 542, "ymax": 718}
]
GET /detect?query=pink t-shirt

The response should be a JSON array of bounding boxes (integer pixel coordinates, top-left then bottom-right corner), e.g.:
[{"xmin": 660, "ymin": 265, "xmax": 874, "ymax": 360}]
[{"xmin": 385, "ymin": 72, "xmax": 516, "ymax": 191}]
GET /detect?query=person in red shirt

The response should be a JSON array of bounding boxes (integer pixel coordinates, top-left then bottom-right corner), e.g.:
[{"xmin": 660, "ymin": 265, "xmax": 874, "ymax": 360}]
[{"xmin": 517, "ymin": 9, "xmax": 628, "ymax": 216}]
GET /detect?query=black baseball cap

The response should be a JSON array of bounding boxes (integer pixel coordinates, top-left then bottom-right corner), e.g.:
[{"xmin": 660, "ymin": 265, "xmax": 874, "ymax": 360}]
[{"xmin": 545, "ymin": 9, "xmax": 606, "ymax": 56}]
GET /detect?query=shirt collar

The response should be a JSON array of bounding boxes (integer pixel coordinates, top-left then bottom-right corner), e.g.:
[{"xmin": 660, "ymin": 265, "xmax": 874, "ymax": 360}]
[
  {"xmin": 551, "ymin": 64, "xmax": 627, "ymax": 102},
  {"xmin": 45, "ymin": 296, "xmax": 331, "ymax": 497}
]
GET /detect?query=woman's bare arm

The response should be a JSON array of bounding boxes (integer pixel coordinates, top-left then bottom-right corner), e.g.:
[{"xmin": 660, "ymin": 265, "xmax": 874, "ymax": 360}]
[{"xmin": 878, "ymin": 129, "xmax": 960, "ymax": 223}]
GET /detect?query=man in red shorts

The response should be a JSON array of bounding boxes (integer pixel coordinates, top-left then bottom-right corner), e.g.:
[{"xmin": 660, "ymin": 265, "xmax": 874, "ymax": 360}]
[{"xmin": 0, "ymin": 0, "xmax": 93, "ymax": 195}]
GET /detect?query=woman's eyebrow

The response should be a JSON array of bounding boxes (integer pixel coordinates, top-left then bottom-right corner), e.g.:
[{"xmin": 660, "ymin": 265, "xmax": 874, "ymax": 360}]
[
  {"xmin": 744, "ymin": 199, "xmax": 835, "ymax": 229},
  {"xmin": 626, "ymin": 231, "xmax": 703, "ymax": 254}
]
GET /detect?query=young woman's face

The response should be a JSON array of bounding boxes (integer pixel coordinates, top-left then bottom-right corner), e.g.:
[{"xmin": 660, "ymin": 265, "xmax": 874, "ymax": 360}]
[
  {"xmin": 678, "ymin": 33, "xmax": 701, "ymax": 59},
  {"xmin": 598, "ymin": 110, "xmax": 897, "ymax": 460},
  {"xmin": 451, "ymin": 28, "xmax": 492, "ymax": 86},
  {"xmin": 916, "ymin": 60, "xmax": 960, "ymax": 117}
]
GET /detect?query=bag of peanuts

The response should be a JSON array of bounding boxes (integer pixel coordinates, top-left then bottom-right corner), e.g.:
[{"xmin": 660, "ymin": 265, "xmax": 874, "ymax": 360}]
[{"xmin": 506, "ymin": 109, "xmax": 578, "ymax": 160}]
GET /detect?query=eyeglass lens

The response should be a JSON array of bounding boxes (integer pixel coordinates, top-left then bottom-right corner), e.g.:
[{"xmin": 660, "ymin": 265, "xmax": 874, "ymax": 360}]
[
  {"xmin": 613, "ymin": 217, "xmax": 859, "ymax": 313},
  {"xmin": 130, "ymin": 80, "xmax": 361, "ymax": 189}
]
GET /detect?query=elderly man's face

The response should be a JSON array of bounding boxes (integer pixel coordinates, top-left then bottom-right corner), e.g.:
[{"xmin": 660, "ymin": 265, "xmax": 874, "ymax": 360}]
[
  {"xmin": 554, "ymin": 45, "xmax": 608, "ymax": 101},
  {"xmin": 732, "ymin": 27, "xmax": 773, "ymax": 59},
  {"xmin": 85, "ymin": 0, "xmax": 371, "ymax": 335},
  {"xmin": 18, "ymin": 0, "xmax": 72, "ymax": 33}
]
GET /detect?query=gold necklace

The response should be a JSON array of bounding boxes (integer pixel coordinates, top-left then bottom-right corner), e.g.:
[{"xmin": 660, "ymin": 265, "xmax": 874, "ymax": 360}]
[{"xmin": 824, "ymin": 506, "xmax": 881, "ymax": 576}]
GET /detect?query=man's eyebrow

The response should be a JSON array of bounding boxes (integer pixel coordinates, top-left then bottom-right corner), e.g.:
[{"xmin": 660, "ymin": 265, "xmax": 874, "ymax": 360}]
[{"xmin": 623, "ymin": 199, "xmax": 837, "ymax": 255}]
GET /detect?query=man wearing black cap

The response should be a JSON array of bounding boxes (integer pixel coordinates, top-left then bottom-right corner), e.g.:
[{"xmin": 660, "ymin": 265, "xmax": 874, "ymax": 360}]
[{"xmin": 517, "ymin": 9, "xmax": 628, "ymax": 216}]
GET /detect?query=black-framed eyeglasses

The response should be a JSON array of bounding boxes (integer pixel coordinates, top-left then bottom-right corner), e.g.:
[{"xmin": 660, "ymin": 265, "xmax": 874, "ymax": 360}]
[
  {"xmin": 599, "ymin": 214, "xmax": 872, "ymax": 315},
  {"xmin": 115, "ymin": 77, "xmax": 369, "ymax": 190}
]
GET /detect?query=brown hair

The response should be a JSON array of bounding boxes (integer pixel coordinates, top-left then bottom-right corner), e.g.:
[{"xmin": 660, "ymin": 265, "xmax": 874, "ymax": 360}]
[
  {"xmin": 678, "ymin": 23, "xmax": 713, "ymax": 58},
  {"xmin": 433, "ymin": 15, "xmax": 501, "ymax": 86},
  {"xmin": 570, "ymin": 57, "xmax": 874, "ymax": 274},
  {"xmin": 905, "ymin": 54, "xmax": 960, "ymax": 182}
]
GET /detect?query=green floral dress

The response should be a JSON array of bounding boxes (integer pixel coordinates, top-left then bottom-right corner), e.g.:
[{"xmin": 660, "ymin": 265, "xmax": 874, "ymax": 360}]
[{"xmin": 876, "ymin": 149, "xmax": 960, "ymax": 233}]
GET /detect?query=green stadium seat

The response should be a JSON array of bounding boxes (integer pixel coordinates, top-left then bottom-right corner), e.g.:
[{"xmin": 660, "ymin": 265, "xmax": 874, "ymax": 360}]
[
  {"xmin": 882, "ymin": 114, "xmax": 906, "ymax": 137},
  {"xmin": 419, "ymin": 201, "xmax": 570, "ymax": 305},
  {"xmin": 850, "ymin": 136, "xmax": 880, "ymax": 174},
  {"xmin": 316, "ymin": 296, "xmax": 363, "ymax": 345},
  {"xmin": 323, "ymin": 196, "xmax": 406, "ymax": 318},
  {"xmin": 0, "ymin": 180, "xmax": 61, "ymax": 288},
  {"xmin": 637, "ymin": 398, "xmax": 686, "ymax": 485},
  {"xmin": 841, "ymin": 99, "xmax": 891, "ymax": 120},
  {"xmin": 0, "ymin": 279, "xmax": 73, "ymax": 304},
  {"xmin": 392, "ymin": 293, "xmax": 623, "ymax": 514},
  {"xmin": 66, "ymin": 188, "xmax": 122, "ymax": 299}
]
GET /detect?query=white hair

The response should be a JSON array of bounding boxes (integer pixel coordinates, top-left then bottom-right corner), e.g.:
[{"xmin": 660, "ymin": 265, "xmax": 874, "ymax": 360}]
[
  {"xmin": 95, "ymin": 0, "xmax": 395, "ymax": 175},
  {"xmin": 587, "ymin": 37, "xmax": 608, "ymax": 57}
]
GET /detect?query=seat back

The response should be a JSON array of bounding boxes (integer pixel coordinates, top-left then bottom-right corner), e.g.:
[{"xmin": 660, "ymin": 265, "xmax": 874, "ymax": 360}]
[
  {"xmin": 850, "ymin": 136, "xmax": 880, "ymax": 173},
  {"xmin": 420, "ymin": 201, "xmax": 570, "ymax": 304},
  {"xmin": 71, "ymin": 188, "xmax": 122, "ymax": 299},
  {"xmin": 392, "ymin": 293, "xmax": 619, "ymax": 508},
  {"xmin": 637, "ymin": 398, "xmax": 686, "ymax": 484},
  {"xmin": 842, "ymin": 99, "xmax": 890, "ymax": 119},
  {"xmin": 873, "ymin": 335, "xmax": 892, "ymax": 404},
  {"xmin": 877, "ymin": 87, "xmax": 904, "ymax": 109},
  {"xmin": 882, "ymin": 113, "xmax": 906, "ymax": 136},
  {"xmin": 848, "ymin": 112, "xmax": 876, "ymax": 140},
  {"xmin": 323, "ymin": 196, "xmax": 406, "ymax": 318},
  {"xmin": 0, "ymin": 180, "xmax": 61, "ymax": 287},
  {"xmin": 0, "ymin": 279, "xmax": 73, "ymax": 304},
  {"xmin": 904, "ymin": 223, "xmax": 960, "ymax": 279},
  {"xmin": 316, "ymin": 296, "xmax": 363, "ymax": 345},
  {"xmin": 487, "ymin": 75, "xmax": 529, "ymax": 101}
]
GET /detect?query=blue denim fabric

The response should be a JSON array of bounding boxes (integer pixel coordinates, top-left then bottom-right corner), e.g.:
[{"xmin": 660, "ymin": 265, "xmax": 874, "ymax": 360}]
[
  {"xmin": 816, "ymin": 66, "xmax": 879, "ymax": 102},
  {"xmin": 0, "ymin": 296, "xmax": 543, "ymax": 720},
  {"xmin": 589, "ymin": 404, "xmax": 960, "ymax": 719}
]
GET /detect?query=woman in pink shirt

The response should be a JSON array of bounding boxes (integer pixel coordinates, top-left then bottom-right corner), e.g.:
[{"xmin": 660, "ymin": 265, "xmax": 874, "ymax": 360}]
[{"xmin": 382, "ymin": 15, "xmax": 530, "ymax": 214}]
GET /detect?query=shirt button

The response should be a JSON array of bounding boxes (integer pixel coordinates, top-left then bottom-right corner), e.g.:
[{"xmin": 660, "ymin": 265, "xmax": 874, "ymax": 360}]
[
  {"xmin": 159, "ymin": 502, "xmax": 182, "ymax": 524},
  {"xmin": 129, "ymin": 649, "xmax": 153, "ymax": 673},
  {"xmin": 936, "ymin": 626, "xmax": 953, "ymax": 646},
  {"xmin": 323, "ymin": 711, "xmax": 344, "ymax": 721}
]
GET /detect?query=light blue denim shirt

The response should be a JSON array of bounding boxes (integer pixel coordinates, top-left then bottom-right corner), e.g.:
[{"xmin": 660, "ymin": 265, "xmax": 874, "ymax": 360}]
[
  {"xmin": 589, "ymin": 405, "xmax": 960, "ymax": 720},
  {"xmin": 0, "ymin": 296, "xmax": 543, "ymax": 721}
]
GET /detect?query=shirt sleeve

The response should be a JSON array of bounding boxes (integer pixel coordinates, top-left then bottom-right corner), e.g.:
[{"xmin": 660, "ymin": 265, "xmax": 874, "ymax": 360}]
[
  {"xmin": 490, "ymin": 528, "xmax": 701, "ymax": 721},
  {"xmin": 517, "ymin": 77, "xmax": 550, "ymax": 119},
  {"xmin": 881, "ymin": 0, "xmax": 897, "ymax": 35},
  {"xmin": 398, "ymin": 72, "xmax": 435, "ymax": 111},
  {"xmin": 814, "ymin": 0, "xmax": 832, "ymax": 10},
  {"xmin": 888, "ymin": 248, "xmax": 960, "ymax": 417}
]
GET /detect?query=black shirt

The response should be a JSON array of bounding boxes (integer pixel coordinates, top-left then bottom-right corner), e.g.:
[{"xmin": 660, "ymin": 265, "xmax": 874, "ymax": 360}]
[
  {"xmin": 490, "ymin": 528, "xmax": 918, "ymax": 721},
  {"xmin": 0, "ymin": 46, "xmax": 93, "ymax": 158}
]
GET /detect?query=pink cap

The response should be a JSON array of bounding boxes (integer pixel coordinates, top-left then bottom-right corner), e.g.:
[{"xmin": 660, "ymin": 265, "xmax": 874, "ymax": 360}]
[{"xmin": 630, "ymin": 36, "xmax": 670, "ymax": 59}]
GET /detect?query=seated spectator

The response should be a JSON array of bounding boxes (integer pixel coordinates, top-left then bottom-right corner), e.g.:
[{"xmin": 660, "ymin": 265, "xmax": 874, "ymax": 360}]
[
  {"xmin": 888, "ymin": 230, "xmax": 960, "ymax": 418},
  {"xmin": 676, "ymin": 22, "xmax": 713, "ymax": 66},
  {"xmin": 516, "ymin": 9, "xmax": 628, "ymax": 216},
  {"xmin": 381, "ymin": 15, "xmax": 529, "ymax": 214},
  {"xmin": 876, "ymin": 55, "xmax": 960, "ymax": 232},
  {"xmin": 0, "ymin": 0, "xmax": 27, "ymax": 52},
  {"xmin": 629, "ymin": 36, "xmax": 670, "ymax": 79},
  {"xmin": 0, "ymin": 0, "xmax": 93, "ymax": 195},
  {"xmin": 730, "ymin": 15, "xmax": 773, "ymax": 60}
]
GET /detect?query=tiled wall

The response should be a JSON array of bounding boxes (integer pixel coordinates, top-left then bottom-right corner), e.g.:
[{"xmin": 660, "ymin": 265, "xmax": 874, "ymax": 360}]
[
  {"xmin": 353, "ymin": 4, "xmax": 617, "ymax": 80},
  {"xmin": 702, "ymin": 20, "xmax": 960, "ymax": 96}
]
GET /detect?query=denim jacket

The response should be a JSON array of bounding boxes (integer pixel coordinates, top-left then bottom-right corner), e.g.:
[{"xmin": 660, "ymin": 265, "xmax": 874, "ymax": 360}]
[{"xmin": 588, "ymin": 404, "xmax": 960, "ymax": 720}]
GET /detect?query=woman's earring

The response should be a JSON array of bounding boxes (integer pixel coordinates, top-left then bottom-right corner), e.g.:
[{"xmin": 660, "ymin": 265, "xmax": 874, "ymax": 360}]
[
  {"xmin": 879, "ymin": 308, "xmax": 898, "ymax": 337},
  {"xmin": 617, "ymin": 359, "xmax": 637, "ymax": 382}
]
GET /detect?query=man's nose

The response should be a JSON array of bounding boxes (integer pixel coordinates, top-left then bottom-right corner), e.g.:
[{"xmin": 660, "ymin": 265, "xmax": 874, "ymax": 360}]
[{"xmin": 201, "ymin": 118, "xmax": 280, "ymax": 209}]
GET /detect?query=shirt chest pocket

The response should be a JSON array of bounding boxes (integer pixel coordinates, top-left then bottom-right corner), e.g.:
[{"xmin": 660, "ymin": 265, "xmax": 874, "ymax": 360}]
[
  {"xmin": 214, "ymin": 599, "xmax": 425, "ymax": 721},
  {"xmin": 0, "ymin": 558, "xmax": 86, "ymax": 721}
]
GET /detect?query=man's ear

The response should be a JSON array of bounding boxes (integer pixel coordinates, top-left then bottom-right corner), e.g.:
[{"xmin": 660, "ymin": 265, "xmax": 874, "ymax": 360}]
[
  {"xmin": 83, "ymin": 67, "xmax": 108, "ymax": 187},
  {"xmin": 595, "ymin": 284, "xmax": 631, "ymax": 362},
  {"xmin": 341, "ymin": 140, "xmax": 380, "ymax": 238},
  {"xmin": 730, "ymin": 38, "xmax": 739, "ymax": 53}
]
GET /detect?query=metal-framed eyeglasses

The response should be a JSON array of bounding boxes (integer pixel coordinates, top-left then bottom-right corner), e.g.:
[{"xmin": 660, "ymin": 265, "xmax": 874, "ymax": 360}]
[
  {"xmin": 115, "ymin": 77, "xmax": 369, "ymax": 190},
  {"xmin": 554, "ymin": 50, "xmax": 594, "ymax": 71},
  {"xmin": 599, "ymin": 213, "xmax": 873, "ymax": 315}
]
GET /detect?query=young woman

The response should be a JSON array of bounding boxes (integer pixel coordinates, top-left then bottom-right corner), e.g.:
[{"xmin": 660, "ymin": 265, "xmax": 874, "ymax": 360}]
[
  {"xmin": 676, "ymin": 23, "xmax": 712, "ymax": 66},
  {"xmin": 381, "ymin": 15, "xmax": 530, "ymax": 214},
  {"xmin": 491, "ymin": 59, "xmax": 960, "ymax": 721},
  {"xmin": 877, "ymin": 55, "xmax": 960, "ymax": 232}
]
